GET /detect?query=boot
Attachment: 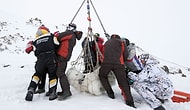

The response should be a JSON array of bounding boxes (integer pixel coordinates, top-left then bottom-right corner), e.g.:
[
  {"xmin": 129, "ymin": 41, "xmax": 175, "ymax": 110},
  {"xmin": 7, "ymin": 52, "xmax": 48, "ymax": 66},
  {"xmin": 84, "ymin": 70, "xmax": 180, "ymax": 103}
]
[
  {"xmin": 25, "ymin": 88, "xmax": 34, "ymax": 101},
  {"xmin": 157, "ymin": 98, "xmax": 166, "ymax": 104},
  {"xmin": 108, "ymin": 93, "xmax": 115, "ymax": 99},
  {"xmin": 154, "ymin": 105, "xmax": 166, "ymax": 110},
  {"xmin": 49, "ymin": 88, "xmax": 57, "ymax": 101},
  {"xmin": 35, "ymin": 88, "xmax": 45, "ymax": 94},
  {"xmin": 107, "ymin": 90, "xmax": 115, "ymax": 99},
  {"xmin": 45, "ymin": 91, "xmax": 50, "ymax": 96},
  {"xmin": 125, "ymin": 101, "xmax": 136, "ymax": 108},
  {"xmin": 58, "ymin": 90, "xmax": 72, "ymax": 101}
]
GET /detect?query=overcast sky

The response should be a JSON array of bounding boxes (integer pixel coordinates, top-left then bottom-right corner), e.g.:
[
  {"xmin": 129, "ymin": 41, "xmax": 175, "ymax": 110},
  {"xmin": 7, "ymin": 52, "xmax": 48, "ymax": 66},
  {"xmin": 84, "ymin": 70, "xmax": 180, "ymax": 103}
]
[{"xmin": 1, "ymin": 0, "xmax": 190, "ymax": 67}]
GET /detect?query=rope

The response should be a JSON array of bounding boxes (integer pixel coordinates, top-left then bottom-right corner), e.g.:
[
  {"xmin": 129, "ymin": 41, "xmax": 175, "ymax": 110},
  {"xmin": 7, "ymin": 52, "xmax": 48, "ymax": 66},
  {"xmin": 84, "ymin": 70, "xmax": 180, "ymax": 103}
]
[
  {"xmin": 69, "ymin": 0, "xmax": 86, "ymax": 24},
  {"xmin": 89, "ymin": 0, "xmax": 109, "ymax": 39},
  {"xmin": 69, "ymin": 0, "xmax": 108, "ymax": 73},
  {"xmin": 69, "ymin": 0, "xmax": 109, "ymax": 39}
]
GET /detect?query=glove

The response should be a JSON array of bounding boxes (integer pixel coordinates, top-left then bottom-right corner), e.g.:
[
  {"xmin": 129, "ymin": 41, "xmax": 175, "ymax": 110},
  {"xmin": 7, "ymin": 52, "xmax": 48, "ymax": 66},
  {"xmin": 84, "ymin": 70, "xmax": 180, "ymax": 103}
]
[
  {"xmin": 128, "ymin": 78, "xmax": 134, "ymax": 85},
  {"xmin": 104, "ymin": 33, "xmax": 110, "ymax": 39},
  {"xmin": 53, "ymin": 31, "xmax": 59, "ymax": 37},
  {"xmin": 68, "ymin": 23, "xmax": 77, "ymax": 31},
  {"xmin": 25, "ymin": 41, "xmax": 33, "ymax": 54}
]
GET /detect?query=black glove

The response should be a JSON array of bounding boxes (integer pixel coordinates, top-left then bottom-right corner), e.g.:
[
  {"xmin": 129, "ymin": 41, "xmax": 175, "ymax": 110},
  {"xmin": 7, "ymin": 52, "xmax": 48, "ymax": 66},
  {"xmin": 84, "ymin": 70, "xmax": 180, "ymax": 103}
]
[
  {"xmin": 68, "ymin": 23, "xmax": 77, "ymax": 31},
  {"xmin": 104, "ymin": 33, "xmax": 110, "ymax": 39}
]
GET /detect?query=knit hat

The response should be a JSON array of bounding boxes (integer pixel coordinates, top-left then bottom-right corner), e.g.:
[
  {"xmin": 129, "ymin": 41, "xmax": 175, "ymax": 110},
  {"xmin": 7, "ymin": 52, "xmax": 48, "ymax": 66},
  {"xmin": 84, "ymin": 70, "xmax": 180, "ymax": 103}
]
[
  {"xmin": 121, "ymin": 38, "xmax": 130, "ymax": 46},
  {"xmin": 35, "ymin": 25, "xmax": 50, "ymax": 38},
  {"xmin": 111, "ymin": 34, "xmax": 120, "ymax": 39}
]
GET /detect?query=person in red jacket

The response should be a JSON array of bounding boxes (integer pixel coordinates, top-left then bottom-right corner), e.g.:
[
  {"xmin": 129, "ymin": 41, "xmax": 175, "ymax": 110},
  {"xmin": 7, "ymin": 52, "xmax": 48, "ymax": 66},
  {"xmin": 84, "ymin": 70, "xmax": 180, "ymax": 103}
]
[
  {"xmin": 92, "ymin": 33, "xmax": 104, "ymax": 65},
  {"xmin": 81, "ymin": 33, "xmax": 104, "ymax": 73},
  {"xmin": 99, "ymin": 34, "xmax": 135, "ymax": 108},
  {"xmin": 55, "ymin": 23, "xmax": 83, "ymax": 100}
]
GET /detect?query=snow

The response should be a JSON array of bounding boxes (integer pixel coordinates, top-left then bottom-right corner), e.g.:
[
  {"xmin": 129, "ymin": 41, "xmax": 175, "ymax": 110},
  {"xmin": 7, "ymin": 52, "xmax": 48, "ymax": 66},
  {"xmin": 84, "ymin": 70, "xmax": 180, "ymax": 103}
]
[
  {"xmin": 0, "ymin": 5, "xmax": 190, "ymax": 110},
  {"xmin": 0, "ymin": 52, "xmax": 190, "ymax": 110}
]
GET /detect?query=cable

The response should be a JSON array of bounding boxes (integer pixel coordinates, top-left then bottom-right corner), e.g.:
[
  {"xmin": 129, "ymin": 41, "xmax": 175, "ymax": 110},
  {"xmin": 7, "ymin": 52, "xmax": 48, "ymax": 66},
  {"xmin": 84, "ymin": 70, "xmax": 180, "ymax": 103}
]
[
  {"xmin": 89, "ymin": 0, "xmax": 109, "ymax": 39},
  {"xmin": 69, "ymin": 0, "xmax": 86, "ymax": 24}
]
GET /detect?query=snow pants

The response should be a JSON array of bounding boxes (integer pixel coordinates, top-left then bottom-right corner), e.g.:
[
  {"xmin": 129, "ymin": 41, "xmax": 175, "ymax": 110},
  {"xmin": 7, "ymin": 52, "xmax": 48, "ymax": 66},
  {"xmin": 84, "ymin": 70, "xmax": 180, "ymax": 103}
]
[
  {"xmin": 27, "ymin": 53, "xmax": 58, "ymax": 94},
  {"xmin": 131, "ymin": 81, "xmax": 174, "ymax": 108},
  {"xmin": 56, "ymin": 56, "xmax": 70, "ymax": 92},
  {"xmin": 99, "ymin": 63, "xmax": 134, "ymax": 103}
]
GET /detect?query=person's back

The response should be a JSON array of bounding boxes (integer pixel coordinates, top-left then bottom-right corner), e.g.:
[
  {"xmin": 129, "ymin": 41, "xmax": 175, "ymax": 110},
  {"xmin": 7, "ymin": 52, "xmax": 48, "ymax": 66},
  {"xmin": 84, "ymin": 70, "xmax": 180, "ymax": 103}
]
[
  {"xmin": 99, "ymin": 34, "xmax": 135, "ymax": 108},
  {"xmin": 33, "ymin": 34, "xmax": 56, "ymax": 56},
  {"xmin": 103, "ymin": 35, "xmax": 127, "ymax": 65},
  {"xmin": 25, "ymin": 25, "xmax": 59, "ymax": 101}
]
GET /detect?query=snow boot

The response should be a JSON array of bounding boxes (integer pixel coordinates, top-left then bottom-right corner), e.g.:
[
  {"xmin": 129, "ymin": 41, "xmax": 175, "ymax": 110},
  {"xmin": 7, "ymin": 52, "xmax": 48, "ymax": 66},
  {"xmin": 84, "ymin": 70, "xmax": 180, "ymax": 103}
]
[
  {"xmin": 58, "ymin": 90, "xmax": 72, "ymax": 101},
  {"xmin": 157, "ymin": 98, "xmax": 166, "ymax": 104},
  {"xmin": 125, "ymin": 101, "xmax": 136, "ymax": 108},
  {"xmin": 154, "ymin": 105, "xmax": 166, "ymax": 110},
  {"xmin": 108, "ymin": 93, "xmax": 115, "ymax": 99},
  {"xmin": 45, "ymin": 91, "xmax": 50, "ymax": 96},
  {"xmin": 49, "ymin": 88, "xmax": 57, "ymax": 101},
  {"xmin": 107, "ymin": 90, "xmax": 115, "ymax": 99},
  {"xmin": 25, "ymin": 89, "xmax": 34, "ymax": 101},
  {"xmin": 49, "ymin": 91, "xmax": 57, "ymax": 100}
]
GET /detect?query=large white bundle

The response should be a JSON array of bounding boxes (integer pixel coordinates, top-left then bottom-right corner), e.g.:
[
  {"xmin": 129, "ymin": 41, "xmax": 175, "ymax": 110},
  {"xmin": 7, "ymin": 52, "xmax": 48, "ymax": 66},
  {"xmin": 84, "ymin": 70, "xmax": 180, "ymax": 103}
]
[{"xmin": 66, "ymin": 67, "xmax": 116, "ymax": 95}]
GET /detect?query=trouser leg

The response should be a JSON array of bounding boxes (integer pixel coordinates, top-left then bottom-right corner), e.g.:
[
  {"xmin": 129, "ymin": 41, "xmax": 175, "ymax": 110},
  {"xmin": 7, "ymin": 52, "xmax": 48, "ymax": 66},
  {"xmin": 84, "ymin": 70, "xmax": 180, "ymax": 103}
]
[
  {"xmin": 113, "ymin": 65, "xmax": 135, "ymax": 107},
  {"xmin": 38, "ymin": 73, "xmax": 46, "ymax": 89},
  {"xmin": 56, "ymin": 60, "xmax": 70, "ymax": 92},
  {"xmin": 132, "ymin": 82, "xmax": 161, "ymax": 108},
  {"xmin": 99, "ymin": 64, "xmax": 114, "ymax": 98}
]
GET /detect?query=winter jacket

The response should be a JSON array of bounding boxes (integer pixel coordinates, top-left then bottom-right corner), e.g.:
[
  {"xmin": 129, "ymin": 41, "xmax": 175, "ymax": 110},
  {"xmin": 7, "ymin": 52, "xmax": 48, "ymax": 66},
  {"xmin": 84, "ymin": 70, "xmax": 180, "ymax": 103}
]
[
  {"xmin": 103, "ymin": 37, "xmax": 128, "ymax": 65},
  {"xmin": 32, "ymin": 33, "xmax": 59, "ymax": 57},
  {"xmin": 128, "ymin": 56, "xmax": 174, "ymax": 108},
  {"xmin": 92, "ymin": 37, "xmax": 104, "ymax": 63},
  {"xmin": 57, "ymin": 30, "xmax": 82, "ymax": 61}
]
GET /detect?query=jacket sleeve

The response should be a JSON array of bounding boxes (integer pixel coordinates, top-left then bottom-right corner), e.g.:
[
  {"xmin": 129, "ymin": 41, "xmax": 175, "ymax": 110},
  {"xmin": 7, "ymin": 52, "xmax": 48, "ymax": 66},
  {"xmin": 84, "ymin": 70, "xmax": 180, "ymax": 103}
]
[{"xmin": 25, "ymin": 41, "xmax": 33, "ymax": 54}]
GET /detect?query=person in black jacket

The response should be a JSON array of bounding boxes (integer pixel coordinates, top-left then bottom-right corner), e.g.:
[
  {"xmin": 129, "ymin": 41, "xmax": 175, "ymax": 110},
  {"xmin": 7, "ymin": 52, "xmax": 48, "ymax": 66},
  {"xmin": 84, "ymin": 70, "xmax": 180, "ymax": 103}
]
[
  {"xmin": 25, "ymin": 25, "xmax": 59, "ymax": 101},
  {"xmin": 99, "ymin": 34, "xmax": 135, "ymax": 108}
]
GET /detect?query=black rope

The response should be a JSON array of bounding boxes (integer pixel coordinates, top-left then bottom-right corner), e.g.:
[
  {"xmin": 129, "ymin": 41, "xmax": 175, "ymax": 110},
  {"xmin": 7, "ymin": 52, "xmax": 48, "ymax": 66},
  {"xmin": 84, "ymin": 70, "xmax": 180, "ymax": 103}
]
[
  {"xmin": 70, "ymin": 0, "xmax": 86, "ymax": 24},
  {"xmin": 69, "ymin": 0, "xmax": 109, "ymax": 39},
  {"xmin": 89, "ymin": 0, "xmax": 110, "ymax": 39}
]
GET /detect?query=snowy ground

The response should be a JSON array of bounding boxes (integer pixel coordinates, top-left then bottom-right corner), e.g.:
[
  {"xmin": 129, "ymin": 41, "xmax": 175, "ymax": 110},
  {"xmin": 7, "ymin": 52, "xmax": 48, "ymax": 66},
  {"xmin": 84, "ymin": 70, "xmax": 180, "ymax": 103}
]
[{"xmin": 0, "ymin": 52, "xmax": 190, "ymax": 110}]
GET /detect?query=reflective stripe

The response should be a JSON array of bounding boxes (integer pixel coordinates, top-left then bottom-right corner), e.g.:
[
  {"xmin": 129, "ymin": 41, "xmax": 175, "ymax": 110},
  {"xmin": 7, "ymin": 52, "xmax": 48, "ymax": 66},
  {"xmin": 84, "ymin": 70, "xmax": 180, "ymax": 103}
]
[
  {"xmin": 49, "ymin": 79, "xmax": 57, "ymax": 88},
  {"xmin": 32, "ymin": 76, "xmax": 40, "ymax": 84}
]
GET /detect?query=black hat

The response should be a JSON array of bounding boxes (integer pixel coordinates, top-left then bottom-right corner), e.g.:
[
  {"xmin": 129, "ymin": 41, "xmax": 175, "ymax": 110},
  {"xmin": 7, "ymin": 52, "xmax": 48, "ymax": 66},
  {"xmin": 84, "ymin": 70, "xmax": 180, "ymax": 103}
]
[{"xmin": 111, "ymin": 34, "xmax": 120, "ymax": 39}]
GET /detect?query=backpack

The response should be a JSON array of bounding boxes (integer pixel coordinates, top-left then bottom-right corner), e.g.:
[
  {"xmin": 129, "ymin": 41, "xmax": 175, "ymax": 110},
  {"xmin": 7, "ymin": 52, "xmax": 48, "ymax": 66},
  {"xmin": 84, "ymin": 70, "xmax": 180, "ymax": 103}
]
[{"xmin": 124, "ymin": 42, "xmax": 143, "ymax": 72}]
